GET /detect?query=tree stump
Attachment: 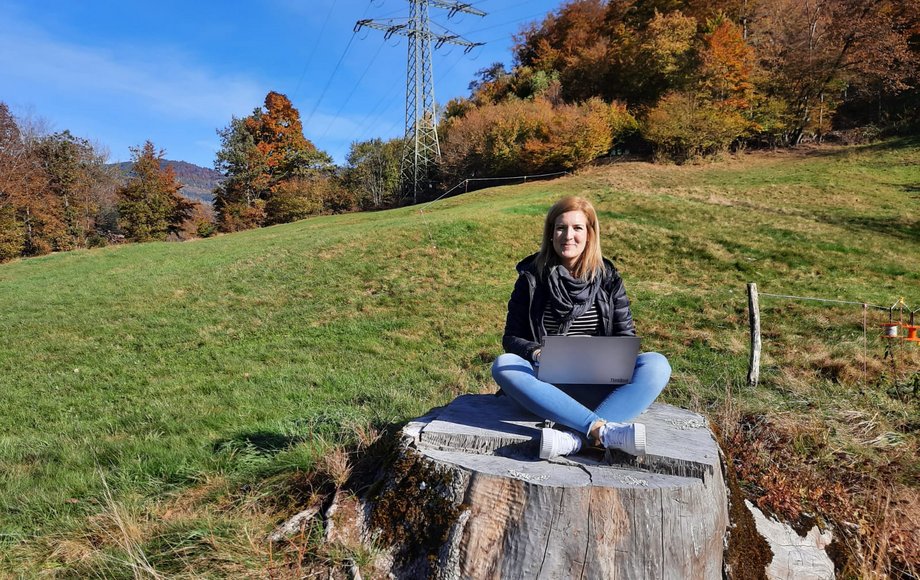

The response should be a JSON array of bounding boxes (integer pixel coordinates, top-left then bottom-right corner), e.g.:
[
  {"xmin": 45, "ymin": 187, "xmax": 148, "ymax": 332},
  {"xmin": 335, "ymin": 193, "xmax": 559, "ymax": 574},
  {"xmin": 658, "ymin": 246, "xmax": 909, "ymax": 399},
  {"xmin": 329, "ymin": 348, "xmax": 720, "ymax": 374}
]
[{"xmin": 372, "ymin": 394, "xmax": 729, "ymax": 579}]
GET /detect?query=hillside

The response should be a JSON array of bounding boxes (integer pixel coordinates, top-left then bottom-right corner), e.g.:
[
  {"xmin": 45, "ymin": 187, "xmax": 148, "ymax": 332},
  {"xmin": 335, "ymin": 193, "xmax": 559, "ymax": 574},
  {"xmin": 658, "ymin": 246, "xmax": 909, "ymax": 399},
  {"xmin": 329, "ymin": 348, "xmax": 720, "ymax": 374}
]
[
  {"xmin": 111, "ymin": 159, "xmax": 223, "ymax": 204},
  {"xmin": 2, "ymin": 139, "xmax": 918, "ymax": 576}
]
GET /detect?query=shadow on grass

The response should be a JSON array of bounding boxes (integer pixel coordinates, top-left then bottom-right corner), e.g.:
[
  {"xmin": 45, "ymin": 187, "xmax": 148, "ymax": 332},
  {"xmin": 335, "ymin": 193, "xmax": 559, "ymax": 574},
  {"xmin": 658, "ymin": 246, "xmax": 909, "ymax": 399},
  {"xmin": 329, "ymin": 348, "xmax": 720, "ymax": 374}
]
[
  {"xmin": 814, "ymin": 213, "xmax": 920, "ymax": 245},
  {"xmin": 782, "ymin": 135, "xmax": 920, "ymax": 159},
  {"xmin": 733, "ymin": 135, "xmax": 919, "ymax": 167},
  {"xmin": 213, "ymin": 431, "xmax": 308, "ymax": 456}
]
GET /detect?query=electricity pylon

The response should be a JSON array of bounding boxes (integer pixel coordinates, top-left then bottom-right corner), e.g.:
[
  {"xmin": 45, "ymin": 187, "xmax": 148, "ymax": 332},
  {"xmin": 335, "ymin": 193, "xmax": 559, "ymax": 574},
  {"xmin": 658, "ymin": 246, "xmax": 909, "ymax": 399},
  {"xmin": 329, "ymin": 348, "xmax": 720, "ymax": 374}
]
[{"xmin": 356, "ymin": 1, "xmax": 485, "ymax": 203}]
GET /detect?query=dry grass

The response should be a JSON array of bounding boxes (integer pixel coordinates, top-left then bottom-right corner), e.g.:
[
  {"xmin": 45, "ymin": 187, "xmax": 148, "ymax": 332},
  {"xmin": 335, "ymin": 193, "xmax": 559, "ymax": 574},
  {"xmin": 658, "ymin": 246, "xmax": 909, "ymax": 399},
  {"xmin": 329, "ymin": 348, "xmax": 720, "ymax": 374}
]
[{"xmin": 721, "ymin": 409, "xmax": 920, "ymax": 576}]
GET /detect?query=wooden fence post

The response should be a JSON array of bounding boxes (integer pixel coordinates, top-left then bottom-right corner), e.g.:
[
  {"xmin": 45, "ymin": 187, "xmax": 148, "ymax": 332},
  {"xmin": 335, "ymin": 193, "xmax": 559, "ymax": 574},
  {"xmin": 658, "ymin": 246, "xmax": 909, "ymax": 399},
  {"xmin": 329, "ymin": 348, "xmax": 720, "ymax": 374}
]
[{"xmin": 748, "ymin": 282, "xmax": 761, "ymax": 387}]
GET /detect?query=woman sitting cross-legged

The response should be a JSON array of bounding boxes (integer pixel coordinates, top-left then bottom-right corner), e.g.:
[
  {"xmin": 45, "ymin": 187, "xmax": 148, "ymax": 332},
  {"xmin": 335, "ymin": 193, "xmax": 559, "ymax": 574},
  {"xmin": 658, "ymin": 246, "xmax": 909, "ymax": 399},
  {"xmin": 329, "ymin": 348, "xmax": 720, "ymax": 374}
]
[{"xmin": 492, "ymin": 196, "xmax": 671, "ymax": 459}]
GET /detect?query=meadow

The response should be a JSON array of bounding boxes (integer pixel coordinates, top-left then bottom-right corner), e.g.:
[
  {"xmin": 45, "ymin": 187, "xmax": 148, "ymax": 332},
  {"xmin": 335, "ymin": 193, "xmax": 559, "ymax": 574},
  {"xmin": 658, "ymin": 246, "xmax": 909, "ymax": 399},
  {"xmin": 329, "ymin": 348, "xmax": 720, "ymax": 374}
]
[{"xmin": 1, "ymin": 139, "xmax": 917, "ymax": 577}]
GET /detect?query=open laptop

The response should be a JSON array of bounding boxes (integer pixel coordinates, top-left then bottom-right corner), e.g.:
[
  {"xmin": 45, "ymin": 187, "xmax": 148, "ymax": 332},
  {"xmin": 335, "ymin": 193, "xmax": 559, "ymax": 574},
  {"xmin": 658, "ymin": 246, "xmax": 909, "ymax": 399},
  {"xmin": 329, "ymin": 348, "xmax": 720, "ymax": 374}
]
[{"xmin": 536, "ymin": 336, "xmax": 641, "ymax": 385}]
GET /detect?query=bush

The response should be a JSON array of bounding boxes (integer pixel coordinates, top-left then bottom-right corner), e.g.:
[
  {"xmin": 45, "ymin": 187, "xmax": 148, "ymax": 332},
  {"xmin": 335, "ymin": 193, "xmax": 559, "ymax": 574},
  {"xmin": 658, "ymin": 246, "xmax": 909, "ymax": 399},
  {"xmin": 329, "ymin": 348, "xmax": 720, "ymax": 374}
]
[
  {"xmin": 747, "ymin": 95, "xmax": 793, "ymax": 147},
  {"xmin": 642, "ymin": 92, "xmax": 748, "ymax": 162},
  {"xmin": 196, "ymin": 221, "xmax": 217, "ymax": 238},
  {"xmin": 0, "ymin": 205, "xmax": 25, "ymax": 262},
  {"xmin": 264, "ymin": 177, "xmax": 355, "ymax": 225},
  {"xmin": 265, "ymin": 178, "xmax": 323, "ymax": 225},
  {"xmin": 440, "ymin": 97, "xmax": 637, "ymax": 183},
  {"xmin": 215, "ymin": 199, "xmax": 266, "ymax": 232}
]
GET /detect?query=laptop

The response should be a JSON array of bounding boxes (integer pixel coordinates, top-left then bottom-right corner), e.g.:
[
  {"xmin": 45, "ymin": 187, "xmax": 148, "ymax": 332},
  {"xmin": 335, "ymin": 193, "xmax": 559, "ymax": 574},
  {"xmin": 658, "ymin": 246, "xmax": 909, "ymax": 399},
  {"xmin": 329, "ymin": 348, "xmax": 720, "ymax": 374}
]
[{"xmin": 536, "ymin": 336, "xmax": 641, "ymax": 385}]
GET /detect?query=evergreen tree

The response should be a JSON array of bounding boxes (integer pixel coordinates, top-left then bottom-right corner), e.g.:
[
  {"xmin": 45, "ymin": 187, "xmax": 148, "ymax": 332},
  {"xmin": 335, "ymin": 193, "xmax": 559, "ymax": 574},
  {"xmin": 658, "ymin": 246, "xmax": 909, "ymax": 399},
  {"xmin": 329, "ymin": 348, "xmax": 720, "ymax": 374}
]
[{"xmin": 117, "ymin": 141, "xmax": 193, "ymax": 242}]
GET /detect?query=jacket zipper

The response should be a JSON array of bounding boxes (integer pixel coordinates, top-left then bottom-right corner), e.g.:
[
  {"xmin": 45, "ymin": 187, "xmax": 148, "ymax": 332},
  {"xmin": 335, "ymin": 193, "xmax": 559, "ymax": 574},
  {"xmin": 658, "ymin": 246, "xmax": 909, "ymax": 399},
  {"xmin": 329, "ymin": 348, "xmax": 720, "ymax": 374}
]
[{"xmin": 524, "ymin": 271, "xmax": 537, "ymax": 341}]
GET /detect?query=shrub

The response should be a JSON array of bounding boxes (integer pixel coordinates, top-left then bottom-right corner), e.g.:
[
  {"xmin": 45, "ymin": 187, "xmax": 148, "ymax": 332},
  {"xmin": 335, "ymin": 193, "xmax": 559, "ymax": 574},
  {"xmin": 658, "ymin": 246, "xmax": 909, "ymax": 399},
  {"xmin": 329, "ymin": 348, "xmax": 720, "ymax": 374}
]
[
  {"xmin": 0, "ymin": 205, "xmax": 25, "ymax": 262},
  {"xmin": 440, "ymin": 98, "xmax": 637, "ymax": 183},
  {"xmin": 265, "ymin": 178, "xmax": 324, "ymax": 225},
  {"xmin": 215, "ymin": 199, "xmax": 266, "ymax": 232},
  {"xmin": 748, "ymin": 95, "xmax": 793, "ymax": 147},
  {"xmin": 265, "ymin": 177, "xmax": 355, "ymax": 225},
  {"xmin": 642, "ymin": 92, "xmax": 748, "ymax": 162}
]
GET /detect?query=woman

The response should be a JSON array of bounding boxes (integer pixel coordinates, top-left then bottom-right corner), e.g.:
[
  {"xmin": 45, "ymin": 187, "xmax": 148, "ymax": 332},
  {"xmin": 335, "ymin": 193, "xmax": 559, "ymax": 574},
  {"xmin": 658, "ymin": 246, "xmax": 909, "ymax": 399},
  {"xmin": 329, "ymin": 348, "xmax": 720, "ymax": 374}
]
[{"xmin": 492, "ymin": 196, "xmax": 671, "ymax": 460}]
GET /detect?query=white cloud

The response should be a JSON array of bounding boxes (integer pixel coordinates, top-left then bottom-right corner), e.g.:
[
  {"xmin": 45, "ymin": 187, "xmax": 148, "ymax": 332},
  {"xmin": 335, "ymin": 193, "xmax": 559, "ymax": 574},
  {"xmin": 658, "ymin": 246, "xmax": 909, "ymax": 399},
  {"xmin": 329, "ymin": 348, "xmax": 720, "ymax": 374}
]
[{"xmin": 0, "ymin": 12, "xmax": 264, "ymax": 127}]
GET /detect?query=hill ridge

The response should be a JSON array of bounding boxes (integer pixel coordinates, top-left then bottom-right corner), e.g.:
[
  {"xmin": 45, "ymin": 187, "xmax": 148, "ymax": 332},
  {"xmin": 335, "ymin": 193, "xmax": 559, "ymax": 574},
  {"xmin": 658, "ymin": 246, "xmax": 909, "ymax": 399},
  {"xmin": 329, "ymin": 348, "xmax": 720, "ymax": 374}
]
[{"xmin": 110, "ymin": 159, "xmax": 223, "ymax": 205}]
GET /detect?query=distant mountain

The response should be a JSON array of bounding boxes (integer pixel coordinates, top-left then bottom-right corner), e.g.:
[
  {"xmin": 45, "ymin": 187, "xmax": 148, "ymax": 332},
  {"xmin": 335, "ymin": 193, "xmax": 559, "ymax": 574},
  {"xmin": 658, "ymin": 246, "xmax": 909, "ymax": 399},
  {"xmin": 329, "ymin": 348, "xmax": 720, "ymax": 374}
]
[{"xmin": 110, "ymin": 160, "xmax": 224, "ymax": 205}]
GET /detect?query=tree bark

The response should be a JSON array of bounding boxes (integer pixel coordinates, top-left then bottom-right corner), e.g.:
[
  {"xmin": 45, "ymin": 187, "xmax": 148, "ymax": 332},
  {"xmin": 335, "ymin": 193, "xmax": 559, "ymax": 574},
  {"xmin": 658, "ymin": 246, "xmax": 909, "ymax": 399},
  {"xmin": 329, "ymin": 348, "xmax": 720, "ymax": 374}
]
[{"xmin": 372, "ymin": 394, "xmax": 730, "ymax": 579}]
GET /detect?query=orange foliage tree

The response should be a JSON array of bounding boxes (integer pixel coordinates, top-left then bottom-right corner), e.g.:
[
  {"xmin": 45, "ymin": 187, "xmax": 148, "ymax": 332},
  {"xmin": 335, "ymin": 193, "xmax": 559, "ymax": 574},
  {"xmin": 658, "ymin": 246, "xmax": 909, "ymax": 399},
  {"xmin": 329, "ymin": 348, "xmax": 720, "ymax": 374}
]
[
  {"xmin": 214, "ymin": 92, "xmax": 334, "ymax": 231},
  {"xmin": 0, "ymin": 103, "xmax": 117, "ymax": 260},
  {"xmin": 698, "ymin": 19, "xmax": 754, "ymax": 109},
  {"xmin": 440, "ymin": 97, "xmax": 636, "ymax": 183},
  {"xmin": 0, "ymin": 103, "xmax": 69, "ymax": 258}
]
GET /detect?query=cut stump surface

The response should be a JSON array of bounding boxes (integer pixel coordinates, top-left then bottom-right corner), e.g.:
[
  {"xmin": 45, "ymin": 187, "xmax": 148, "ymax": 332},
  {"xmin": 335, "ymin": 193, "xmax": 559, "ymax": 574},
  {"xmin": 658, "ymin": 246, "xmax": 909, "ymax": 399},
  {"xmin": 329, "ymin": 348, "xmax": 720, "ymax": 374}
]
[{"xmin": 390, "ymin": 394, "xmax": 729, "ymax": 579}]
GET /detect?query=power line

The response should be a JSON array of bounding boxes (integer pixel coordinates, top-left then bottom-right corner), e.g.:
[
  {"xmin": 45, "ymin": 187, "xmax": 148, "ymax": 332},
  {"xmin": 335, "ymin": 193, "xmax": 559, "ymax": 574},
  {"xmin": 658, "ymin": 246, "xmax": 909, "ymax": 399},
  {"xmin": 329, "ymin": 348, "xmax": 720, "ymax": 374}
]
[
  {"xmin": 317, "ymin": 38, "xmax": 389, "ymax": 142},
  {"xmin": 305, "ymin": 30, "xmax": 359, "ymax": 127},
  {"xmin": 352, "ymin": 45, "xmax": 473, "ymax": 148},
  {"xmin": 355, "ymin": 0, "xmax": 487, "ymax": 203},
  {"xmin": 291, "ymin": 0, "xmax": 339, "ymax": 99},
  {"xmin": 301, "ymin": 1, "xmax": 384, "ymax": 127}
]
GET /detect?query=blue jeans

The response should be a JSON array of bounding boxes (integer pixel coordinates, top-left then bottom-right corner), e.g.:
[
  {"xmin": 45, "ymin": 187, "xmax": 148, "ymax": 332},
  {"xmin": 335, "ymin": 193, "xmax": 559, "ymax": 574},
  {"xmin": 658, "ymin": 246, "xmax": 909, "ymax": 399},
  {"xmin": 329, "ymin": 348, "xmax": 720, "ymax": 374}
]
[{"xmin": 491, "ymin": 352, "xmax": 671, "ymax": 436}]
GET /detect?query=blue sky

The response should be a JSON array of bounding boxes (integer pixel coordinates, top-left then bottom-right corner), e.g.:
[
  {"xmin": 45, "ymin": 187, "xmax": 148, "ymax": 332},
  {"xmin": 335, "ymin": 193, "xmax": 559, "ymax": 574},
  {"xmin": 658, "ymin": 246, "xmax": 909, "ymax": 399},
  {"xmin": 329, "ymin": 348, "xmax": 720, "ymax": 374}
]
[{"xmin": 1, "ymin": 0, "xmax": 562, "ymax": 168}]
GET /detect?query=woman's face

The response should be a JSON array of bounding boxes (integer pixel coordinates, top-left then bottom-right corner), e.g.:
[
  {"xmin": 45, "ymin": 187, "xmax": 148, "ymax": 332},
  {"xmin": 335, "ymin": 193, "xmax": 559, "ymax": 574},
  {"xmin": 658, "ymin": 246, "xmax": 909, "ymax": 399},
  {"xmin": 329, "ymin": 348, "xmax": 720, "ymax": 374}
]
[{"xmin": 552, "ymin": 210, "xmax": 589, "ymax": 270}]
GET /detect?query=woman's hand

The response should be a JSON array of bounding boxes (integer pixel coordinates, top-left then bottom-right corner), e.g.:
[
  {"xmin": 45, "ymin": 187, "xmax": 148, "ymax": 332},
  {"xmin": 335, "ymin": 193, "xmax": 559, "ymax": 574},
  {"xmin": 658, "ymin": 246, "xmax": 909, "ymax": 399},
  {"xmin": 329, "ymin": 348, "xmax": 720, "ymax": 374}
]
[{"xmin": 532, "ymin": 348, "xmax": 542, "ymax": 363}]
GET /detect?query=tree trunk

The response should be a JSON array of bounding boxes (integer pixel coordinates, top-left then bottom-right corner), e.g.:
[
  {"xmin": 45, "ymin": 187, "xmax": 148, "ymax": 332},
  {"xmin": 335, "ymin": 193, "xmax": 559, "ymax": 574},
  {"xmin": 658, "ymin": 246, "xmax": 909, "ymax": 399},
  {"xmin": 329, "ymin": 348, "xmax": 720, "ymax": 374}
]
[{"xmin": 371, "ymin": 394, "xmax": 730, "ymax": 579}]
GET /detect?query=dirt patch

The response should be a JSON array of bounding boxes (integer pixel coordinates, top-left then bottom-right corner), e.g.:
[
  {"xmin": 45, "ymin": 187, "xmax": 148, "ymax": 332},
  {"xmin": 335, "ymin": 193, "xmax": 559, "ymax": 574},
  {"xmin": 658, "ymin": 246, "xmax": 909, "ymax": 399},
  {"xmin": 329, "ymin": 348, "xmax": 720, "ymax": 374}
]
[{"xmin": 713, "ymin": 422, "xmax": 773, "ymax": 579}]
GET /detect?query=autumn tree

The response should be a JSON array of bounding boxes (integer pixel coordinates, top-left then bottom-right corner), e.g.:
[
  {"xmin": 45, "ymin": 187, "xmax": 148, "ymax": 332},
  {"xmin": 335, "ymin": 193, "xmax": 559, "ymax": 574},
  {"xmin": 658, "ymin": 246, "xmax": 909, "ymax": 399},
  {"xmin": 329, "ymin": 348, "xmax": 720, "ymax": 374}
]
[
  {"xmin": 440, "ymin": 97, "xmax": 636, "ymax": 183},
  {"xmin": 178, "ymin": 200, "xmax": 216, "ymax": 239},
  {"xmin": 608, "ymin": 9, "xmax": 700, "ymax": 106},
  {"xmin": 749, "ymin": 0, "xmax": 920, "ymax": 141},
  {"xmin": 213, "ymin": 91, "xmax": 334, "ymax": 231},
  {"xmin": 213, "ymin": 116, "xmax": 268, "ymax": 231},
  {"xmin": 467, "ymin": 63, "xmax": 514, "ymax": 105},
  {"xmin": 0, "ymin": 104, "xmax": 30, "ymax": 260},
  {"xmin": 117, "ymin": 141, "xmax": 193, "ymax": 242},
  {"xmin": 0, "ymin": 103, "xmax": 68, "ymax": 258},
  {"xmin": 514, "ymin": 0, "xmax": 611, "ymax": 103},
  {"xmin": 33, "ymin": 131, "xmax": 116, "ymax": 249},
  {"xmin": 343, "ymin": 138, "xmax": 403, "ymax": 209},
  {"xmin": 698, "ymin": 18, "xmax": 754, "ymax": 107}
]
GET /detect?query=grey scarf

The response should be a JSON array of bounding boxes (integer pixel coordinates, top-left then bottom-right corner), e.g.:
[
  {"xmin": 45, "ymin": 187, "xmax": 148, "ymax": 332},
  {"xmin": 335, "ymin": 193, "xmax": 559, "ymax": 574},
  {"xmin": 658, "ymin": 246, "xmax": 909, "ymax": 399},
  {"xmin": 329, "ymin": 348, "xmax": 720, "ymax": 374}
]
[{"xmin": 545, "ymin": 265, "xmax": 601, "ymax": 335}]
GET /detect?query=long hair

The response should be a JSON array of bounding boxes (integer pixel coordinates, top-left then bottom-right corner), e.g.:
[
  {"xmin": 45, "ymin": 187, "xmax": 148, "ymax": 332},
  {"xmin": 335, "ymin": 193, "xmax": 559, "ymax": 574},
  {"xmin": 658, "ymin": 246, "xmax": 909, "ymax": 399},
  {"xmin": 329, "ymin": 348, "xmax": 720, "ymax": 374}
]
[{"xmin": 535, "ymin": 196, "xmax": 604, "ymax": 281}]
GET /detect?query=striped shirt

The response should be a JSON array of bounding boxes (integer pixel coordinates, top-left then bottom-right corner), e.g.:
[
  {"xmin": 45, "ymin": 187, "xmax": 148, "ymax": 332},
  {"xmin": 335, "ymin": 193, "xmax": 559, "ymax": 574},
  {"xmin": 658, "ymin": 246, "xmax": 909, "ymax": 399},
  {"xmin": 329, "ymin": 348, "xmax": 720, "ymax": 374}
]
[{"xmin": 543, "ymin": 302, "xmax": 600, "ymax": 336}]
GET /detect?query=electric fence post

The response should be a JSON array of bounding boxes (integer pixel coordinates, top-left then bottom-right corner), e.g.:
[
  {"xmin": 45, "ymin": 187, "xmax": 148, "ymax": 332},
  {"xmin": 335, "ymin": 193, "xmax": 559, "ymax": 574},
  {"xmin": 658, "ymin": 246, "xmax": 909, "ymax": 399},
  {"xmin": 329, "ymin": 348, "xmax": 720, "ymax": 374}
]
[{"xmin": 747, "ymin": 282, "xmax": 761, "ymax": 388}]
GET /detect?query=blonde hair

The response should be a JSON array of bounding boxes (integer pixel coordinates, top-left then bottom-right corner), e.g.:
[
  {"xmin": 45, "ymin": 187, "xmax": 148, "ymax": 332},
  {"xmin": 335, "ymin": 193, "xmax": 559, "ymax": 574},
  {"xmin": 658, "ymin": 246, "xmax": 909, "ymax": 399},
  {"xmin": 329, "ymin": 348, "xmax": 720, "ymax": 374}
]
[{"xmin": 535, "ymin": 196, "xmax": 603, "ymax": 281}]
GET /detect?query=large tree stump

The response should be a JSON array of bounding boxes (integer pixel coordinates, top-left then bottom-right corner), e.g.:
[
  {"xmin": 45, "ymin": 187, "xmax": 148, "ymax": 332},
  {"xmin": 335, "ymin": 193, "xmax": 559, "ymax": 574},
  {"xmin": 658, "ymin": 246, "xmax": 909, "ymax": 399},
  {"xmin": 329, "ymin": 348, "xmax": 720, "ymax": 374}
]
[{"xmin": 373, "ymin": 394, "xmax": 729, "ymax": 579}]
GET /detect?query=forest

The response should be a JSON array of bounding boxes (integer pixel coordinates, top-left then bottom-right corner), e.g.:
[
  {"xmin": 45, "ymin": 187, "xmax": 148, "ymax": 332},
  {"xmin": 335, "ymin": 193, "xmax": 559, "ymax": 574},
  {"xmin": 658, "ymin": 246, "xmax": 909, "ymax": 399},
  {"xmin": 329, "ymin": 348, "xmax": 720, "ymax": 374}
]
[{"xmin": 1, "ymin": 0, "xmax": 917, "ymax": 261}]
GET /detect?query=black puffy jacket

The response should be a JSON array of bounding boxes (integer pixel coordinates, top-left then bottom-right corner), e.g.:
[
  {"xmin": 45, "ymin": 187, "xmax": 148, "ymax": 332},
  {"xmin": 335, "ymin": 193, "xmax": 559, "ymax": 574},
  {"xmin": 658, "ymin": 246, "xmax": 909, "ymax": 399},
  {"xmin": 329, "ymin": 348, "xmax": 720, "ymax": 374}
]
[{"xmin": 501, "ymin": 253, "xmax": 636, "ymax": 361}]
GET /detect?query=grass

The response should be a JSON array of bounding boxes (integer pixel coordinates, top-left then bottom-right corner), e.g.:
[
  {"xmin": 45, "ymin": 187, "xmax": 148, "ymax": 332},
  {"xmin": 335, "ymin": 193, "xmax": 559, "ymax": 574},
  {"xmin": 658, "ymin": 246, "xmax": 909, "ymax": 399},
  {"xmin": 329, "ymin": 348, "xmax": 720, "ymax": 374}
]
[{"xmin": 1, "ymin": 138, "xmax": 918, "ymax": 576}]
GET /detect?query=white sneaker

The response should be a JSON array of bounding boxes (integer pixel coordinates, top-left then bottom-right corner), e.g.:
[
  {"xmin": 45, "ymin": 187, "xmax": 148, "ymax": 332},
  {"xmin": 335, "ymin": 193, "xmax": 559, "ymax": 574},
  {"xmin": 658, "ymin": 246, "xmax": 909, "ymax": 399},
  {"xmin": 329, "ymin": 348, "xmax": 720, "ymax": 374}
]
[
  {"xmin": 539, "ymin": 428, "xmax": 582, "ymax": 459},
  {"xmin": 598, "ymin": 422, "xmax": 646, "ymax": 456}
]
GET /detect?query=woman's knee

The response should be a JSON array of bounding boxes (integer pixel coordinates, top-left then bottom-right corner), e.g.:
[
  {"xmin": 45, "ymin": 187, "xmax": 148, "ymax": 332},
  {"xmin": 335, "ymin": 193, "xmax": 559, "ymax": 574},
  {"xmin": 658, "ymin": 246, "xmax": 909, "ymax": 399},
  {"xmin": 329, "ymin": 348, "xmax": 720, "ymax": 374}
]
[
  {"xmin": 492, "ymin": 352, "xmax": 529, "ymax": 380},
  {"xmin": 637, "ymin": 352, "xmax": 671, "ymax": 384}
]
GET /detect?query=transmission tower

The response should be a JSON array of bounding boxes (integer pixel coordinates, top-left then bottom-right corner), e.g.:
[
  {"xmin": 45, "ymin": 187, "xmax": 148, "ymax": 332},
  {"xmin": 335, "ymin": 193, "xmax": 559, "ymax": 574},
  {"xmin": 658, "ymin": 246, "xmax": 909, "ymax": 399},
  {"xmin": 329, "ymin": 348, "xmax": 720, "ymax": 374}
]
[{"xmin": 356, "ymin": 1, "xmax": 485, "ymax": 203}]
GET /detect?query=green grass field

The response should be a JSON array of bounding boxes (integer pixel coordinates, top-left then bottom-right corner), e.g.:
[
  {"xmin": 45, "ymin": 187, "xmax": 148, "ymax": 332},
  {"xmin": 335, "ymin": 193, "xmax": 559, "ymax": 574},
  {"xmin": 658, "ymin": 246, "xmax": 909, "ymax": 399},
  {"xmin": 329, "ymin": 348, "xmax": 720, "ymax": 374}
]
[{"xmin": 1, "ymin": 139, "xmax": 918, "ymax": 576}]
